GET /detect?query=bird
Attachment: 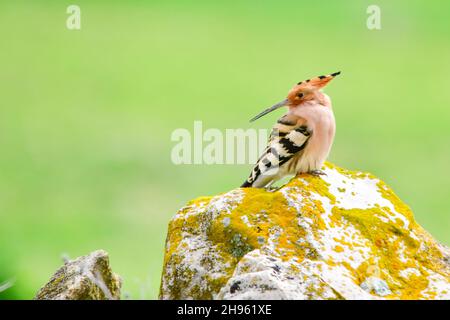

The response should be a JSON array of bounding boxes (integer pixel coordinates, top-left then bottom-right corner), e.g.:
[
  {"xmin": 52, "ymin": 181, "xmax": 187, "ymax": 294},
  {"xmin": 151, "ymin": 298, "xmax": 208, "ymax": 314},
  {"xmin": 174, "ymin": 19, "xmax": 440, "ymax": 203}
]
[{"xmin": 241, "ymin": 72, "xmax": 340, "ymax": 188}]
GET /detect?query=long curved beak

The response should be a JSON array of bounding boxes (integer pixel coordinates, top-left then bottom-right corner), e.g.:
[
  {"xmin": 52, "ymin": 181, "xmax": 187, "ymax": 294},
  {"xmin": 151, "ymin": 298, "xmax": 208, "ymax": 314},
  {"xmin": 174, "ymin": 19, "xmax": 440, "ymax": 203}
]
[{"xmin": 249, "ymin": 99, "xmax": 288, "ymax": 122}]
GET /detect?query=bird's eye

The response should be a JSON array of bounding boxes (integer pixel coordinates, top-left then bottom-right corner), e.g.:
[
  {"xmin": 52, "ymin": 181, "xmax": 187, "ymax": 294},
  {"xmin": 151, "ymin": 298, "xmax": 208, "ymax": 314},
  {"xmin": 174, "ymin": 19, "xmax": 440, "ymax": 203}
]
[{"xmin": 297, "ymin": 93, "xmax": 304, "ymax": 98}]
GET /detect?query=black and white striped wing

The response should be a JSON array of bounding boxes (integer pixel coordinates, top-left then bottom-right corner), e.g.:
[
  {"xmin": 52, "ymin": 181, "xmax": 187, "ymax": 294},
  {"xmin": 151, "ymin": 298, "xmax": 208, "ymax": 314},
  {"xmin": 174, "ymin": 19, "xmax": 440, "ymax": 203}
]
[{"xmin": 241, "ymin": 115, "xmax": 311, "ymax": 188}]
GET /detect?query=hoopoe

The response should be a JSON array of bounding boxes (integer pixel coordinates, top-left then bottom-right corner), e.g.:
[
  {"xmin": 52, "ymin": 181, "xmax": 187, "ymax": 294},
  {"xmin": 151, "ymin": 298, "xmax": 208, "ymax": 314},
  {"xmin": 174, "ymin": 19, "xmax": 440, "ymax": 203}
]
[{"xmin": 241, "ymin": 72, "xmax": 340, "ymax": 188}]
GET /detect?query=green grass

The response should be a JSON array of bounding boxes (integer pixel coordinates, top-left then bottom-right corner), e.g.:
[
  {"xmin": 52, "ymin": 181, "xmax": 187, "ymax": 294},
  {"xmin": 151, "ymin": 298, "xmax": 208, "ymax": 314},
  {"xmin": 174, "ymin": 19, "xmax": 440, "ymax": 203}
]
[{"xmin": 0, "ymin": 0, "xmax": 449, "ymax": 299}]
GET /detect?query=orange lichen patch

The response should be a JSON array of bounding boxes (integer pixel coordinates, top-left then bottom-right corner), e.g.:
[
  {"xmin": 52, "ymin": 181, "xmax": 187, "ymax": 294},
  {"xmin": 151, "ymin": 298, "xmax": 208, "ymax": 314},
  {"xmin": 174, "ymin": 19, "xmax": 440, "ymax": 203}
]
[
  {"xmin": 399, "ymin": 273, "xmax": 430, "ymax": 300},
  {"xmin": 288, "ymin": 173, "xmax": 337, "ymax": 205},
  {"xmin": 326, "ymin": 258, "xmax": 337, "ymax": 267},
  {"xmin": 296, "ymin": 196, "xmax": 328, "ymax": 231},
  {"xmin": 333, "ymin": 237, "xmax": 354, "ymax": 250},
  {"xmin": 376, "ymin": 181, "xmax": 415, "ymax": 225},
  {"xmin": 327, "ymin": 208, "xmax": 346, "ymax": 229},
  {"xmin": 341, "ymin": 261, "xmax": 356, "ymax": 275},
  {"xmin": 309, "ymin": 203, "xmax": 327, "ymax": 230},
  {"xmin": 355, "ymin": 259, "xmax": 376, "ymax": 284},
  {"xmin": 375, "ymin": 238, "xmax": 387, "ymax": 248}
]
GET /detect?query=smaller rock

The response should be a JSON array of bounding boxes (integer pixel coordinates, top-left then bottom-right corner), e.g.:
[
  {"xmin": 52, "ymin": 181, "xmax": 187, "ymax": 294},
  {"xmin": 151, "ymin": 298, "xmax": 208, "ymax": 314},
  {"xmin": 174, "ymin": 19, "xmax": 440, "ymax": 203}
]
[{"xmin": 35, "ymin": 250, "xmax": 122, "ymax": 300}]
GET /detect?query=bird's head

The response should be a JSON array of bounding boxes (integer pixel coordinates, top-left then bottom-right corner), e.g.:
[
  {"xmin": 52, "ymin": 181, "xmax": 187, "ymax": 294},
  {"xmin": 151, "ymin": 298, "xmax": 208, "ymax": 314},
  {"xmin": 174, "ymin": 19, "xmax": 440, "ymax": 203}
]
[{"xmin": 250, "ymin": 71, "xmax": 340, "ymax": 122}]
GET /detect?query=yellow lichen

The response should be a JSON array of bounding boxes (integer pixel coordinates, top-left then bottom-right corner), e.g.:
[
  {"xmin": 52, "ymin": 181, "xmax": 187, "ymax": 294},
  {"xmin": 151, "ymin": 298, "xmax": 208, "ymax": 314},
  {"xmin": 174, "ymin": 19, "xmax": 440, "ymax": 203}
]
[{"xmin": 160, "ymin": 163, "xmax": 450, "ymax": 300}]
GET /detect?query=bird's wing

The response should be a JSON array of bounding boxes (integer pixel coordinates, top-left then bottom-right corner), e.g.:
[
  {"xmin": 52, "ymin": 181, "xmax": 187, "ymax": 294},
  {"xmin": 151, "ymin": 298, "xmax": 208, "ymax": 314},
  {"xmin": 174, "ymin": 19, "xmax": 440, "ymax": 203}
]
[{"xmin": 241, "ymin": 114, "xmax": 311, "ymax": 187}]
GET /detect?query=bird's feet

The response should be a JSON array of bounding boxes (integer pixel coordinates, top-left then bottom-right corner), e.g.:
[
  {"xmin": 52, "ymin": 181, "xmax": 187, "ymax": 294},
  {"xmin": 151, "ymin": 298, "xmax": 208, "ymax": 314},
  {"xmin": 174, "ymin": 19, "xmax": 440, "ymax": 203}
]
[
  {"xmin": 265, "ymin": 185, "xmax": 280, "ymax": 192},
  {"xmin": 309, "ymin": 169, "xmax": 327, "ymax": 177}
]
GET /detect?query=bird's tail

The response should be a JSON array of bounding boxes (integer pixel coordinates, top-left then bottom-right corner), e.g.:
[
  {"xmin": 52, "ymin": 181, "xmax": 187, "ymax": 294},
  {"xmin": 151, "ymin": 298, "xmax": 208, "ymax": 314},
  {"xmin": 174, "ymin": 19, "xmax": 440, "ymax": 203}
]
[{"xmin": 240, "ymin": 180, "xmax": 252, "ymax": 188}]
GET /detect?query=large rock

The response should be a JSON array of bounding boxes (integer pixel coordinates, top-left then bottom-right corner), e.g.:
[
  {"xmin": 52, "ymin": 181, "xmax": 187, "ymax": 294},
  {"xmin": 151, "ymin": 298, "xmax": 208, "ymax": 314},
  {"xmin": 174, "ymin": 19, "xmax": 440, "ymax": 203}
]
[
  {"xmin": 159, "ymin": 163, "xmax": 450, "ymax": 300},
  {"xmin": 35, "ymin": 250, "xmax": 122, "ymax": 300}
]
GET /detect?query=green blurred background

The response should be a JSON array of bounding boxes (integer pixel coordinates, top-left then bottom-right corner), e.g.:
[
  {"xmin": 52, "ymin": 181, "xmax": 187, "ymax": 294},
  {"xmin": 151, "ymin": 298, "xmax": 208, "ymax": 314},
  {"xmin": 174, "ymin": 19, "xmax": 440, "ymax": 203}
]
[{"xmin": 0, "ymin": 0, "xmax": 449, "ymax": 299}]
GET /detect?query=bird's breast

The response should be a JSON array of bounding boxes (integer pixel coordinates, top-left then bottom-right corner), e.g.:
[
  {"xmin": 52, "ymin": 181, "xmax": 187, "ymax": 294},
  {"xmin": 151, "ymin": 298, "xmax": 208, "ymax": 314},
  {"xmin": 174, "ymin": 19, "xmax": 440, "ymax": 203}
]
[{"xmin": 289, "ymin": 105, "xmax": 336, "ymax": 172}]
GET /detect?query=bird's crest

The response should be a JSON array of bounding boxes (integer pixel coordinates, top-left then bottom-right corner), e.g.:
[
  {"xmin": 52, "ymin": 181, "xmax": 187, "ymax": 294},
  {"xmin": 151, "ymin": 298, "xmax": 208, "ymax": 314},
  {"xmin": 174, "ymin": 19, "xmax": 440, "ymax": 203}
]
[{"xmin": 295, "ymin": 71, "xmax": 341, "ymax": 90}]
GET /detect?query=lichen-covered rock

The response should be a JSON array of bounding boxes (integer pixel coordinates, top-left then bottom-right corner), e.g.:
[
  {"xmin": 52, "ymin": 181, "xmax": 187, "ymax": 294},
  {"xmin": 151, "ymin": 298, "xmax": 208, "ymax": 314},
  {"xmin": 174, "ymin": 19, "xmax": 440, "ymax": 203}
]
[
  {"xmin": 35, "ymin": 250, "xmax": 122, "ymax": 300},
  {"xmin": 159, "ymin": 163, "xmax": 450, "ymax": 300}
]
